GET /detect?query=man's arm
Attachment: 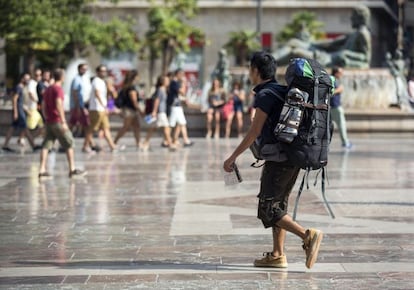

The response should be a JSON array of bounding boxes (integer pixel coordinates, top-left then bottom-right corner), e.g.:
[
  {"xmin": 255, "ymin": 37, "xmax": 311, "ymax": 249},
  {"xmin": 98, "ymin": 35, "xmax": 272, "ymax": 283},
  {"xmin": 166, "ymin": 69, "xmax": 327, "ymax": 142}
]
[
  {"xmin": 94, "ymin": 88, "xmax": 104, "ymax": 107},
  {"xmin": 71, "ymin": 83, "xmax": 80, "ymax": 108},
  {"xmin": 56, "ymin": 97, "xmax": 68, "ymax": 129},
  {"xmin": 152, "ymin": 97, "xmax": 160, "ymax": 117},
  {"xmin": 129, "ymin": 90, "xmax": 143, "ymax": 116},
  {"xmin": 41, "ymin": 100, "xmax": 47, "ymax": 119},
  {"xmin": 333, "ymin": 83, "xmax": 344, "ymax": 95},
  {"xmin": 223, "ymin": 108, "xmax": 267, "ymax": 172},
  {"xmin": 12, "ymin": 92, "xmax": 18, "ymax": 120},
  {"xmin": 28, "ymin": 81, "xmax": 38, "ymax": 103}
]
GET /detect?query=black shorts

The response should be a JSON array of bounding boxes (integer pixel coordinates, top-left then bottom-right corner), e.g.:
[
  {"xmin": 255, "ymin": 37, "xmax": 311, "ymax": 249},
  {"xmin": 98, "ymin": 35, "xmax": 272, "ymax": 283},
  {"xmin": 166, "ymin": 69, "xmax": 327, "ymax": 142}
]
[{"xmin": 257, "ymin": 161, "xmax": 300, "ymax": 228}]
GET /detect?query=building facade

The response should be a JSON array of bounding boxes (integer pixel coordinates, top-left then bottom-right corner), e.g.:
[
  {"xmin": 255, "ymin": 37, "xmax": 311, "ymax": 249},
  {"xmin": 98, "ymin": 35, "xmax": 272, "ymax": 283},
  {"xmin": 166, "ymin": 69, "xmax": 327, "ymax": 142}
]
[
  {"xmin": 0, "ymin": 1, "xmax": 406, "ymax": 90},
  {"xmin": 90, "ymin": 0, "xmax": 401, "ymax": 87}
]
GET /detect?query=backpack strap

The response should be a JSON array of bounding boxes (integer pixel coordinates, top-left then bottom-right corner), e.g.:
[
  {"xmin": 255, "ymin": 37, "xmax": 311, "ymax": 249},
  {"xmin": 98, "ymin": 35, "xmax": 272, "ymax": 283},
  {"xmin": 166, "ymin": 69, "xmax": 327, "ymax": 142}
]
[
  {"xmin": 260, "ymin": 88, "xmax": 286, "ymax": 130},
  {"xmin": 303, "ymin": 103, "xmax": 328, "ymax": 110},
  {"xmin": 292, "ymin": 169, "xmax": 310, "ymax": 221},
  {"xmin": 321, "ymin": 167, "xmax": 335, "ymax": 218},
  {"xmin": 293, "ymin": 167, "xmax": 336, "ymax": 220}
]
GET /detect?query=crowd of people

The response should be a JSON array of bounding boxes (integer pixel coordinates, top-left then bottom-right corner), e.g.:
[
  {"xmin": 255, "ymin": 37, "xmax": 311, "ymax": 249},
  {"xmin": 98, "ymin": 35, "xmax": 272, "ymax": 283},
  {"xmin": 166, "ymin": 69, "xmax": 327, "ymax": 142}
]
[{"xmin": 1, "ymin": 64, "xmax": 251, "ymax": 157}]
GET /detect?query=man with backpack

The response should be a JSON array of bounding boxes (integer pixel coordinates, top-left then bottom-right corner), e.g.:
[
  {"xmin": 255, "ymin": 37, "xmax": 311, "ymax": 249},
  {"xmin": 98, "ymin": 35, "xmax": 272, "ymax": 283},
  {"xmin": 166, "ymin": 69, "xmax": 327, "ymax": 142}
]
[{"xmin": 223, "ymin": 51, "xmax": 323, "ymax": 269}]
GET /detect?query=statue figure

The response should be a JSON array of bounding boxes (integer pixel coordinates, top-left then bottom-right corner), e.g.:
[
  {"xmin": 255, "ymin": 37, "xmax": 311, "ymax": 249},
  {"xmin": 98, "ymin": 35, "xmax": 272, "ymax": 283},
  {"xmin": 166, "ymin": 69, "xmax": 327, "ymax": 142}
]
[
  {"xmin": 211, "ymin": 49, "xmax": 230, "ymax": 91},
  {"xmin": 273, "ymin": 5, "xmax": 372, "ymax": 68},
  {"xmin": 386, "ymin": 49, "xmax": 412, "ymax": 111}
]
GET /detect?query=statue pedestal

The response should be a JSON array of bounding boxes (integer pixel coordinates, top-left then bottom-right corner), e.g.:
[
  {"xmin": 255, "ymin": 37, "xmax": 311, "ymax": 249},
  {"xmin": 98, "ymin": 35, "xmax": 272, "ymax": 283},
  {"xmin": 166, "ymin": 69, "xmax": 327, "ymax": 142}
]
[
  {"xmin": 340, "ymin": 68, "xmax": 398, "ymax": 110},
  {"xmin": 277, "ymin": 68, "xmax": 400, "ymax": 110}
]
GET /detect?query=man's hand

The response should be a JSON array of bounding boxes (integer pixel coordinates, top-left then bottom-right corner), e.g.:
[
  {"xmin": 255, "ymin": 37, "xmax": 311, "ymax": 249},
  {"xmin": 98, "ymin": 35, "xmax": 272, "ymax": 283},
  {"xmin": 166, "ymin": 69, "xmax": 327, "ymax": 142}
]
[
  {"xmin": 223, "ymin": 157, "xmax": 236, "ymax": 173},
  {"xmin": 61, "ymin": 122, "xmax": 69, "ymax": 132}
]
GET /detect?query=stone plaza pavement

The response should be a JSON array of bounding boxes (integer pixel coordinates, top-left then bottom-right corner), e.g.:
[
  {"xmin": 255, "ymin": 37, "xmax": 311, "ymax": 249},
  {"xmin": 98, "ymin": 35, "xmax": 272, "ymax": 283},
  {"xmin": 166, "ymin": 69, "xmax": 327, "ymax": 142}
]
[{"xmin": 0, "ymin": 133, "xmax": 413, "ymax": 289}]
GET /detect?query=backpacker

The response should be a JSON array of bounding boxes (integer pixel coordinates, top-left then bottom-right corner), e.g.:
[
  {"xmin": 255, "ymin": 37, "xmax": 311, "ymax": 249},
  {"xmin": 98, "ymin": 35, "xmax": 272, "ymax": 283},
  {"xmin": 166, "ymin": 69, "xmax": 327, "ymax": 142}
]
[{"xmin": 275, "ymin": 58, "xmax": 335, "ymax": 220}]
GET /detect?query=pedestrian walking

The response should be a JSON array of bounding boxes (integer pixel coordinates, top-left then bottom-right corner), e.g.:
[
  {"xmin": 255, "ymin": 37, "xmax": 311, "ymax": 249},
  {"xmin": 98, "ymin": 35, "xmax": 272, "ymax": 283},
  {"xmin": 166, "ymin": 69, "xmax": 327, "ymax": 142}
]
[
  {"xmin": 113, "ymin": 69, "xmax": 144, "ymax": 149},
  {"xmin": 38, "ymin": 68, "xmax": 86, "ymax": 179},
  {"xmin": 69, "ymin": 63, "xmax": 90, "ymax": 138},
  {"xmin": 141, "ymin": 75, "xmax": 175, "ymax": 151},
  {"xmin": 223, "ymin": 51, "xmax": 323, "ymax": 269},
  {"xmin": 25, "ymin": 69, "xmax": 44, "ymax": 142},
  {"xmin": 168, "ymin": 69, "xmax": 193, "ymax": 147},
  {"xmin": 2, "ymin": 73, "xmax": 39, "ymax": 152},
  {"xmin": 82, "ymin": 65, "xmax": 118, "ymax": 152},
  {"xmin": 331, "ymin": 66, "xmax": 352, "ymax": 149}
]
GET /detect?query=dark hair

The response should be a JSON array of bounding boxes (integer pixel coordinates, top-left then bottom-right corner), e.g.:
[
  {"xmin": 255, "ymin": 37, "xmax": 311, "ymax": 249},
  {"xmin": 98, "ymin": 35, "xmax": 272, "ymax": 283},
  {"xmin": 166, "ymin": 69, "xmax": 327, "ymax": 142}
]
[
  {"xmin": 122, "ymin": 69, "xmax": 139, "ymax": 90},
  {"xmin": 96, "ymin": 64, "xmax": 106, "ymax": 73},
  {"xmin": 250, "ymin": 51, "xmax": 277, "ymax": 80},
  {"xmin": 232, "ymin": 80, "xmax": 241, "ymax": 89},
  {"xmin": 155, "ymin": 75, "xmax": 167, "ymax": 89},
  {"xmin": 174, "ymin": 68, "xmax": 183, "ymax": 76},
  {"xmin": 78, "ymin": 63, "xmax": 87, "ymax": 72},
  {"xmin": 53, "ymin": 68, "xmax": 64, "ymax": 81},
  {"xmin": 331, "ymin": 66, "xmax": 342, "ymax": 76},
  {"xmin": 19, "ymin": 72, "xmax": 29, "ymax": 81}
]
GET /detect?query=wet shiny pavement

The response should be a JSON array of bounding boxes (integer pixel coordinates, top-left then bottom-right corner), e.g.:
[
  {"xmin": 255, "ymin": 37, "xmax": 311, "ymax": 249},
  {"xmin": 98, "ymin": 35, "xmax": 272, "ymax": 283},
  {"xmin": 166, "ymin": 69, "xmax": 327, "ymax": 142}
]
[{"xmin": 0, "ymin": 134, "xmax": 414, "ymax": 289}]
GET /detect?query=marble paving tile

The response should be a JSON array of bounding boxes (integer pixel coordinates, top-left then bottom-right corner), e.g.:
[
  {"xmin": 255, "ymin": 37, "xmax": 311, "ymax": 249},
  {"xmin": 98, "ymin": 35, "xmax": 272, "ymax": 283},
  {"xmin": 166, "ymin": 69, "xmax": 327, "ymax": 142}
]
[{"xmin": 0, "ymin": 134, "xmax": 414, "ymax": 288}]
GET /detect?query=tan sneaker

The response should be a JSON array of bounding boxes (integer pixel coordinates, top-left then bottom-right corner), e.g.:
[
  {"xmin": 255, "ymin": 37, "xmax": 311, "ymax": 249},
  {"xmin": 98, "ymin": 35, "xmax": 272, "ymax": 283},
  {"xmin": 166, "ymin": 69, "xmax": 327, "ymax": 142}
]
[
  {"xmin": 254, "ymin": 252, "xmax": 288, "ymax": 268},
  {"xmin": 303, "ymin": 228, "xmax": 323, "ymax": 269}
]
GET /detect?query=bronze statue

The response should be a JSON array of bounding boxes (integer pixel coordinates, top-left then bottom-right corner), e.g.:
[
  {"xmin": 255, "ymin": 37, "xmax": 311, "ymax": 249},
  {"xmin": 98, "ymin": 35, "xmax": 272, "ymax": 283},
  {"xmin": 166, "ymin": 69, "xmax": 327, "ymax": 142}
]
[
  {"xmin": 211, "ymin": 49, "xmax": 230, "ymax": 91},
  {"xmin": 273, "ymin": 6, "xmax": 371, "ymax": 68}
]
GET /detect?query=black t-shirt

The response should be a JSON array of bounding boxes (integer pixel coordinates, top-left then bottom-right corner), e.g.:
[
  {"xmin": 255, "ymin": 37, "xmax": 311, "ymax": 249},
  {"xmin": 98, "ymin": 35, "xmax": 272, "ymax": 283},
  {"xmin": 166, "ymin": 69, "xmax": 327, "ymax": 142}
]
[
  {"xmin": 36, "ymin": 81, "xmax": 48, "ymax": 105},
  {"xmin": 167, "ymin": 80, "xmax": 181, "ymax": 107},
  {"xmin": 253, "ymin": 79, "xmax": 287, "ymax": 145},
  {"xmin": 121, "ymin": 86, "xmax": 139, "ymax": 110}
]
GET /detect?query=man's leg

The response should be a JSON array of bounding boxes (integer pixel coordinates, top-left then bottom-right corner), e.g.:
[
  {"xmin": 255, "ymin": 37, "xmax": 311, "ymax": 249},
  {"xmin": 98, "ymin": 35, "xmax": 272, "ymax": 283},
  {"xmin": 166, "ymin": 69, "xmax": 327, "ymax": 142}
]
[
  {"xmin": 277, "ymin": 214, "xmax": 323, "ymax": 269},
  {"xmin": 173, "ymin": 125, "xmax": 181, "ymax": 145},
  {"xmin": 23, "ymin": 128, "xmax": 36, "ymax": 148},
  {"xmin": 272, "ymin": 227, "xmax": 287, "ymax": 257},
  {"xmin": 82, "ymin": 128, "xmax": 93, "ymax": 151},
  {"xmin": 2, "ymin": 127, "xmax": 14, "ymax": 148},
  {"xmin": 276, "ymin": 215, "xmax": 306, "ymax": 240},
  {"xmin": 114, "ymin": 116, "xmax": 132, "ymax": 144},
  {"xmin": 255, "ymin": 162, "xmax": 323, "ymax": 268},
  {"xmin": 66, "ymin": 148, "xmax": 75, "ymax": 172},
  {"xmin": 331, "ymin": 107, "xmax": 349, "ymax": 146},
  {"xmin": 103, "ymin": 128, "xmax": 116, "ymax": 150},
  {"xmin": 39, "ymin": 148, "xmax": 49, "ymax": 173},
  {"xmin": 336, "ymin": 106, "xmax": 350, "ymax": 146}
]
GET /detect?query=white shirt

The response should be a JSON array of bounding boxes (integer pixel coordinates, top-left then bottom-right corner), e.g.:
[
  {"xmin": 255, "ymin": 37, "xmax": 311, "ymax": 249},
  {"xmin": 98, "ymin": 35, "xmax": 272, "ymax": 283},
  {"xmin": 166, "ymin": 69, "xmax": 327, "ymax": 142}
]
[
  {"xmin": 89, "ymin": 77, "xmax": 107, "ymax": 112},
  {"xmin": 27, "ymin": 79, "xmax": 38, "ymax": 110}
]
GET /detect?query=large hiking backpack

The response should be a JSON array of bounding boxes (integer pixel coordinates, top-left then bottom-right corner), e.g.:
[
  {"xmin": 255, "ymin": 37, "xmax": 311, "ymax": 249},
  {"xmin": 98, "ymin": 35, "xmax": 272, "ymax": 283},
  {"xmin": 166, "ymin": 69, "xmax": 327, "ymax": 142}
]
[{"xmin": 275, "ymin": 58, "xmax": 335, "ymax": 220}]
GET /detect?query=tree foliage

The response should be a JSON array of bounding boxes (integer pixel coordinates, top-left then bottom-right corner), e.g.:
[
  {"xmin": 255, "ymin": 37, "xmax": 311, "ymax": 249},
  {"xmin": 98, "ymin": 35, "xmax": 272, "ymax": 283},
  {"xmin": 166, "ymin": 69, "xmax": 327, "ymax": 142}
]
[
  {"xmin": 0, "ymin": 0, "xmax": 138, "ymax": 73},
  {"xmin": 142, "ymin": 0, "xmax": 204, "ymax": 80},
  {"xmin": 224, "ymin": 30, "xmax": 261, "ymax": 66},
  {"xmin": 276, "ymin": 11, "xmax": 325, "ymax": 44}
]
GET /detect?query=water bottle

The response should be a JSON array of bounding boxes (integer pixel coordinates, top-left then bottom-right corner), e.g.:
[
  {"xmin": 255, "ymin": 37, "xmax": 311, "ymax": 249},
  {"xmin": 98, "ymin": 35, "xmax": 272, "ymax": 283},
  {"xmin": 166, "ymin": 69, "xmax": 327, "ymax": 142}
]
[{"xmin": 274, "ymin": 88, "xmax": 308, "ymax": 143}]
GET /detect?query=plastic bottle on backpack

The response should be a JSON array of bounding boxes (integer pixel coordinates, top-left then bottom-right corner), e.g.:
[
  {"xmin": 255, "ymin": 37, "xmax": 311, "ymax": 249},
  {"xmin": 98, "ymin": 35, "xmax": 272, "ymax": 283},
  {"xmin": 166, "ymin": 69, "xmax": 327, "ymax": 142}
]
[{"xmin": 274, "ymin": 87, "xmax": 309, "ymax": 143}]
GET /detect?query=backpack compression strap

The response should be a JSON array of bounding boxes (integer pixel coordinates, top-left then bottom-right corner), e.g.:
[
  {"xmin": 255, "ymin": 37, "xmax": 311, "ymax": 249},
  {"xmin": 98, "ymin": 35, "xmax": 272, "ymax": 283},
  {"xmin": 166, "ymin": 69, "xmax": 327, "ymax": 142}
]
[{"xmin": 292, "ymin": 167, "xmax": 336, "ymax": 220}]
